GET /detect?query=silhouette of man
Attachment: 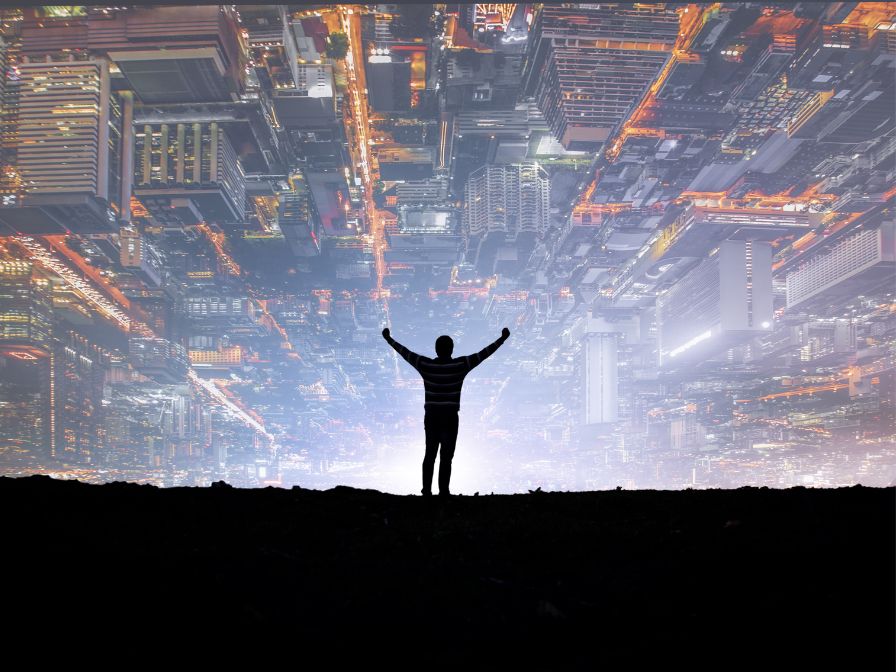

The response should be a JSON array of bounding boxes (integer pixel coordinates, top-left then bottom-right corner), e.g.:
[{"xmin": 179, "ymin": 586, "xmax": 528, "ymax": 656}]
[{"xmin": 382, "ymin": 327, "xmax": 510, "ymax": 497}]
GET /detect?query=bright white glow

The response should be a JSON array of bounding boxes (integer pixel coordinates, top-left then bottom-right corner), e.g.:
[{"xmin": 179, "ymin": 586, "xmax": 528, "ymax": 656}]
[{"xmin": 668, "ymin": 330, "xmax": 712, "ymax": 358}]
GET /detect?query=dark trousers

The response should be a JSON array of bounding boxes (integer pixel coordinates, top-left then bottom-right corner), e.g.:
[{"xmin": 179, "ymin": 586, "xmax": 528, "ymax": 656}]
[{"xmin": 423, "ymin": 411, "xmax": 459, "ymax": 495}]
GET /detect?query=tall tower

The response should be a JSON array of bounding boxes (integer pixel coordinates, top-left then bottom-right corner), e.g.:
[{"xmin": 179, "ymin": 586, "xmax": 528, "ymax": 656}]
[
  {"xmin": 17, "ymin": 58, "xmax": 112, "ymax": 196},
  {"xmin": 0, "ymin": 10, "xmax": 23, "ymax": 201},
  {"xmin": 522, "ymin": 4, "xmax": 678, "ymax": 150},
  {"xmin": 657, "ymin": 240, "xmax": 774, "ymax": 367},
  {"xmin": 0, "ymin": 260, "xmax": 53, "ymax": 455},
  {"xmin": 463, "ymin": 162, "xmax": 549, "ymax": 276},
  {"xmin": 0, "ymin": 55, "xmax": 123, "ymax": 233},
  {"xmin": 585, "ymin": 332, "xmax": 618, "ymax": 425},
  {"xmin": 52, "ymin": 329, "xmax": 110, "ymax": 463}
]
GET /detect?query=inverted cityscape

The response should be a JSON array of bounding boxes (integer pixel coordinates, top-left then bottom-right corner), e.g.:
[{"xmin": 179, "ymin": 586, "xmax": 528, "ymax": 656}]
[{"xmin": 0, "ymin": 3, "xmax": 893, "ymax": 492}]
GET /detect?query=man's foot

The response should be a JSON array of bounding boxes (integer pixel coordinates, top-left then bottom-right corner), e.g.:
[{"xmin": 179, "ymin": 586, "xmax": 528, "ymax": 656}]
[
  {"xmin": 438, "ymin": 491, "xmax": 452, "ymax": 498},
  {"xmin": 421, "ymin": 489, "xmax": 432, "ymax": 497}
]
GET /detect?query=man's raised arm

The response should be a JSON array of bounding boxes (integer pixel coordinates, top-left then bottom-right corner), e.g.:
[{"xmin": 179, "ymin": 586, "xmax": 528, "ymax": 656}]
[
  {"xmin": 382, "ymin": 328, "xmax": 422, "ymax": 371},
  {"xmin": 465, "ymin": 327, "xmax": 510, "ymax": 372}
]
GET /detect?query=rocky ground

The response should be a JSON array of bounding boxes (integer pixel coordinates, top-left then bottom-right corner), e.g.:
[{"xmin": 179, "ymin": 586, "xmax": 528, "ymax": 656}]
[{"xmin": 2, "ymin": 475, "xmax": 892, "ymax": 668}]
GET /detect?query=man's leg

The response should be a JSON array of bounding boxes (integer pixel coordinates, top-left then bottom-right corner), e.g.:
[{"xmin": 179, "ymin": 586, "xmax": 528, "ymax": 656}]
[
  {"xmin": 437, "ymin": 413, "xmax": 459, "ymax": 496},
  {"xmin": 422, "ymin": 417, "xmax": 440, "ymax": 495}
]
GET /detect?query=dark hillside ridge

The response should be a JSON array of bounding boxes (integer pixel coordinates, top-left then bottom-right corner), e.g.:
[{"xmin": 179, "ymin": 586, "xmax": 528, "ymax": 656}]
[{"xmin": 2, "ymin": 475, "xmax": 893, "ymax": 668}]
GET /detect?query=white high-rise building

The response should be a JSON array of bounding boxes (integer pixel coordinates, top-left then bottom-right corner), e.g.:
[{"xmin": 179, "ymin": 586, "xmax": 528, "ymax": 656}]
[
  {"xmin": 17, "ymin": 57, "xmax": 115, "ymax": 201},
  {"xmin": 463, "ymin": 162, "xmax": 549, "ymax": 239},
  {"xmin": 786, "ymin": 221, "xmax": 895, "ymax": 311},
  {"xmin": 584, "ymin": 332, "xmax": 618, "ymax": 425},
  {"xmin": 657, "ymin": 240, "xmax": 774, "ymax": 366},
  {"xmin": 0, "ymin": 55, "xmax": 125, "ymax": 233}
]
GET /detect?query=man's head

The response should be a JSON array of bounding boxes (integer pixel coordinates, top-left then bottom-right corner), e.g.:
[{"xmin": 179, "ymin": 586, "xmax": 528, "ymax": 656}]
[{"xmin": 435, "ymin": 335, "xmax": 454, "ymax": 359}]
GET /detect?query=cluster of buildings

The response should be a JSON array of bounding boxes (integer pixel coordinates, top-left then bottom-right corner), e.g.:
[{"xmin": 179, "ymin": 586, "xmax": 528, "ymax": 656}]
[{"xmin": 0, "ymin": 3, "xmax": 892, "ymax": 492}]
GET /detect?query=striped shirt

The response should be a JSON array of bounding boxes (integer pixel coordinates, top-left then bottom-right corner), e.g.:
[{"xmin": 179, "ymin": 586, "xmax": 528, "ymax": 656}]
[{"xmin": 386, "ymin": 335, "xmax": 507, "ymax": 413}]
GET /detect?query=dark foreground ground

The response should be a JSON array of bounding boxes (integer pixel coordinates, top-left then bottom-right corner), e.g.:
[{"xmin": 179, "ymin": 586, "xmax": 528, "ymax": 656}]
[{"xmin": 2, "ymin": 475, "xmax": 893, "ymax": 668}]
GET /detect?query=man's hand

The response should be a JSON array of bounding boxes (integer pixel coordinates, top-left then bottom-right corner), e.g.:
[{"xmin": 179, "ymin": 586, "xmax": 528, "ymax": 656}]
[
  {"xmin": 382, "ymin": 327, "xmax": 390, "ymax": 339},
  {"xmin": 502, "ymin": 327, "xmax": 510, "ymax": 340}
]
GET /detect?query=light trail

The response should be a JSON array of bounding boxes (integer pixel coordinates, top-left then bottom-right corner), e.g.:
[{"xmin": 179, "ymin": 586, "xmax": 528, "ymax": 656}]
[
  {"xmin": 735, "ymin": 376, "xmax": 883, "ymax": 403},
  {"xmin": 255, "ymin": 296, "xmax": 296, "ymax": 354},
  {"xmin": 12, "ymin": 236, "xmax": 134, "ymax": 332},
  {"xmin": 578, "ymin": 4, "xmax": 713, "ymax": 205},
  {"xmin": 44, "ymin": 235, "xmax": 133, "ymax": 311},
  {"xmin": 6, "ymin": 236, "xmax": 273, "ymax": 443},
  {"xmin": 337, "ymin": 5, "xmax": 397, "ymax": 373},
  {"xmin": 198, "ymin": 223, "xmax": 241, "ymax": 276},
  {"xmin": 756, "ymin": 382, "xmax": 850, "ymax": 400},
  {"xmin": 188, "ymin": 370, "xmax": 276, "ymax": 443},
  {"xmin": 604, "ymin": 3, "xmax": 708, "ymax": 163}
]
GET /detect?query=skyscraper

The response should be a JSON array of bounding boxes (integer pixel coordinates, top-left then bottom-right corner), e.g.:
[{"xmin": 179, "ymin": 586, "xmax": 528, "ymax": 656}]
[
  {"xmin": 522, "ymin": 4, "xmax": 678, "ymax": 150},
  {"xmin": 52, "ymin": 329, "xmax": 110, "ymax": 462},
  {"xmin": 0, "ymin": 260, "xmax": 52, "ymax": 353},
  {"xmin": 134, "ymin": 121, "xmax": 246, "ymax": 225},
  {"xmin": 0, "ymin": 11, "xmax": 22, "ymax": 202},
  {"xmin": 0, "ymin": 56, "xmax": 124, "ymax": 233},
  {"xmin": 657, "ymin": 240, "xmax": 774, "ymax": 366},
  {"xmin": 786, "ymin": 219, "xmax": 896, "ymax": 313},
  {"xmin": 279, "ymin": 172, "xmax": 321, "ymax": 258},
  {"xmin": 463, "ymin": 162, "xmax": 549, "ymax": 275},
  {"xmin": 0, "ymin": 261, "xmax": 53, "ymax": 455},
  {"xmin": 584, "ymin": 332, "xmax": 618, "ymax": 425},
  {"xmin": 467, "ymin": 162, "xmax": 546, "ymax": 242}
]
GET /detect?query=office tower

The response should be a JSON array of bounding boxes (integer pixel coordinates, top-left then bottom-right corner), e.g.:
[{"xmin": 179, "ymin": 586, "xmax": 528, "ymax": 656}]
[
  {"xmin": 367, "ymin": 55, "xmax": 413, "ymax": 113},
  {"xmin": 134, "ymin": 121, "xmax": 246, "ymax": 225},
  {"xmin": 385, "ymin": 207, "xmax": 462, "ymax": 276},
  {"xmin": 464, "ymin": 163, "xmax": 549, "ymax": 239},
  {"xmin": 158, "ymin": 388, "xmax": 213, "ymax": 464},
  {"xmin": 279, "ymin": 172, "xmax": 322, "ymax": 258},
  {"xmin": 584, "ymin": 332, "xmax": 618, "ymax": 425},
  {"xmin": 0, "ymin": 11, "xmax": 23, "ymax": 201},
  {"xmin": 376, "ymin": 147, "xmax": 436, "ymax": 181},
  {"xmin": 444, "ymin": 46, "xmax": 525, "ymax": 112},
  {"xmin": 789, "ymin": 24, "xmax": 869, "ymax": 91},
  {"xmin": 0, "ymin": 34, "xmax": 10, "ymax": 198},
  {"xmin": 0, "ymin": 36, "xmax": 6, "ymax": 139},
  {"xmin": 188, "ymin": 342, "xmax": 244, "ymax": 370},
  {"xmin": 184, "ymin": 292, "xmax": 256, "ymax": 320},
  {"xmin": 323, "ymin": 235, "xmax": 376, "ymax": 284},
  {"xmin": 96, "ymin": 5, "xmax": 246, "ymax": 105},
  {"xmin": 394, "ymin": 176, "xmax": 449, "ymax": 206},
  {"xmin": 657, "ymin": 240, "xmax": 774, "ymax": 366},
  {"xmin": 263, "ymin": 10, "xmax": 337, "ymax": 126},
  {"xmin": 52, "ymin": 329, "xmax": 110, "ymax": 462},
  {"xmin": 0, "ymin": 56, "xmax": 124, "ymax": 233},
  {"xmin": 450, "ymin": 103, "xmax": 552, "ymax": 195},
  {"xmin": 273, "ymin": 62, "xmax": 338, "ymax": 128},
  {"xmin": 129, "ymin": 337, "xmax": 189, "ymax": 384},
  {"xmin": 638, "ymin": 205, "xmax": 818, "ymax": 284},
  {"xmin": 0, "ymin": 261, "xmax": 53, "ymax": 455},
  {"xmin": 463, "ymin": 162, "xmax": 549, "ymax": 275},
  {"xmin": 786, "ymin": 220, "xmax": 896, "ymax": 313},
  {"xmin": 119, "ymin": 227, "xmax": 163, "ymax": 286},
  {"xmin": 522, "ymin": 4, "xmax": 678, "ymax": 150},
  {"xmin": 0, "ymin": 260, "xmax": 53, "ymax": 353}
]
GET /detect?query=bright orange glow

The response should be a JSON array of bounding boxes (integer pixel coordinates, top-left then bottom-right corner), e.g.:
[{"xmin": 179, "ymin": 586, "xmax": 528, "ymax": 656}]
[
  {"xmin": 198, "ymin": 223, "xmax": 241, "ymax": 276},
  {"xmin": 842, "ymin": 2, "xmax": 896, "ymax": 33},
  {"xmin": 43, "ymin": 235, "xmax": 132, "ymax": 311},
  {"xmin": 580, "ymin": 4, "xmax": 710, "ymax": 203}
]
